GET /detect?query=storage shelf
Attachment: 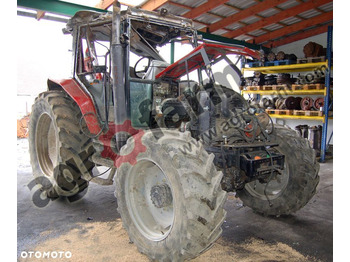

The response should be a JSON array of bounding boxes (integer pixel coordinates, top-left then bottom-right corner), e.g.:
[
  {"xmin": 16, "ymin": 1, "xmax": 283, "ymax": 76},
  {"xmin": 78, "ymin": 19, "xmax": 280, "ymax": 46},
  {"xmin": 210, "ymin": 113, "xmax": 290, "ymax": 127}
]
[
  {"xmin": 241, "ymin": 26, "xmax": 332, "ymax": 162},
  {"xmin": 268, "ymin": 114, "xmax": 330, "ymax": 122},
  {"xmin": 242, "ymin": 61, "xmax": 328, "ymax": 74},
  {"xmin": 241, "ymin": 89, "xmax": 327, "ymax": 96}
]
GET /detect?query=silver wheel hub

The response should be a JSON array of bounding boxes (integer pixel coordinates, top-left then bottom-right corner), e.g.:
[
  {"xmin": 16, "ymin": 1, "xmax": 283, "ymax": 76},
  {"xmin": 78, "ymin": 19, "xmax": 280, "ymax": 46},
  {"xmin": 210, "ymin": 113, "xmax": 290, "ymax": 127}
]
[{"xmin": 125, "ymin": 160, "xmax": 175, "ymax": 241}]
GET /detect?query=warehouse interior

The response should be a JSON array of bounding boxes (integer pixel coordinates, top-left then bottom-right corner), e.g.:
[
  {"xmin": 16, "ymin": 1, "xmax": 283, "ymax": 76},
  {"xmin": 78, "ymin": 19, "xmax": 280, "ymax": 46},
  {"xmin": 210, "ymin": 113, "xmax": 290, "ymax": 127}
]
[{"xmin": 13, "ymin": 0, "xmax": 344, "ymax": 261}]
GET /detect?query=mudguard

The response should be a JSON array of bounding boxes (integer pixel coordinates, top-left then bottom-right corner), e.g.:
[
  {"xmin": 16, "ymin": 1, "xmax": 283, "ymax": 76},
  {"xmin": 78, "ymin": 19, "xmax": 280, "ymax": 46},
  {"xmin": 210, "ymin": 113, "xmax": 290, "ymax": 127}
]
[{"xmin": 47, "ymin": 78, "xmax": 102, "ymax": 135}]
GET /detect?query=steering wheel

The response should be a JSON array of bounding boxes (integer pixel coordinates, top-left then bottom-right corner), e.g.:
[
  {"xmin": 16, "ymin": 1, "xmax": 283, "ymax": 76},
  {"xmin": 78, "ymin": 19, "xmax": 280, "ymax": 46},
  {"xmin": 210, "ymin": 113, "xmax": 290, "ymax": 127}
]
[{"xmin": 134, "ymin": 56, "xmax": 152, "ymax": 78}]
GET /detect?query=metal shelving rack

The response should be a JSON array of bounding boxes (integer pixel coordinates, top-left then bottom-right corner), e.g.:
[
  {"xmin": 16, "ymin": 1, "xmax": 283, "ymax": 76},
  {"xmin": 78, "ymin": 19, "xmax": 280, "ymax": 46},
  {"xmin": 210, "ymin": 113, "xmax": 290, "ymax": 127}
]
[
  {"xmin": 242, "ymin": 61, "xmax": 328, "ymax": 74},
  {"xmin": 320, "ymin": 26, "xmax": 333, "ymax": 162},
  {"xmin": 241, "ymin": 89, "xmax": 328, "ymax": 95},
  {"xmin": 241, "ymin": 26, "xmax": 333, "ymax": 161},
  {"xmin": 241, "ymin": 89, "xmax": 332, "ymax": 122}
]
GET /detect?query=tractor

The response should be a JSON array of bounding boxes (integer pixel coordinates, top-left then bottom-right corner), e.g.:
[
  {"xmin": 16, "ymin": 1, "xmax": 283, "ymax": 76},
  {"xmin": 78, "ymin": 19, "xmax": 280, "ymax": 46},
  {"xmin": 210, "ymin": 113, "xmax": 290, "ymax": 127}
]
[{"xmin": 28, "ymin": 2, "xmax": 319, "ymax": 261}]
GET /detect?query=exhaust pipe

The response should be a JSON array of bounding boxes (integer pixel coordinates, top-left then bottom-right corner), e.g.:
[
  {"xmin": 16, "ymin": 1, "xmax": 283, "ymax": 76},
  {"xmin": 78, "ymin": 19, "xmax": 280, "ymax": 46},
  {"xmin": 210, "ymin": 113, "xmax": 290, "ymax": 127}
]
[{"xmin": 111, "ymin": 1, "xmax": 128, "ymax": 151}]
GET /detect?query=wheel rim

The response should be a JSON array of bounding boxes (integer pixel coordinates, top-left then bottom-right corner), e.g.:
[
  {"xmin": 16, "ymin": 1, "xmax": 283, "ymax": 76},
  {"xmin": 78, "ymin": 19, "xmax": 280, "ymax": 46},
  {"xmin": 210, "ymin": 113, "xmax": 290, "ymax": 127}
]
[
  {"xmin": 244, "ymin": 153, "xmax": 289, "ymax": 201},
  {"xmin": 125, "ymin": 159, "xmax": 174, "ymax": 241},
  {"xmin": 35, "ymin": 113, "xmax": 57, "ymax": 177}
]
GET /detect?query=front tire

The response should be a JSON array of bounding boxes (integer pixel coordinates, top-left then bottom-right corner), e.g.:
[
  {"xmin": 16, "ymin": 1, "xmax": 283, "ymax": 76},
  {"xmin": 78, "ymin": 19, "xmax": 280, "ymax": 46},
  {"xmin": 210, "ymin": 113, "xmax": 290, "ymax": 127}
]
[
  {"xmin": 29, "ymin": 91, "xmax": 94, "ymax": 198},
  {"xmin": 116, "ymin": 130, "xmax": 226, "ymax": 261},
  {"xmin": 236, "ymin": 125, "xmax": 320, "ymax": 216}
]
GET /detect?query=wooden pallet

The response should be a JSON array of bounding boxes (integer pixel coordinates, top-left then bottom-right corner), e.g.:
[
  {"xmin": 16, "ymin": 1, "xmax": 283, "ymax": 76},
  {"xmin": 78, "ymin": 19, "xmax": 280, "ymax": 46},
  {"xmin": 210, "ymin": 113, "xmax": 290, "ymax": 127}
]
[
  {"xmin": 293, "ymin": 110, "xmax": 323, "ymax": 116},
  {"xmin": 306, "ymin": 110, "xmax": 323, "ymax": 117},
  {"xmin": 245, "ymin": 86, "xmax": 263, "ymax": 91},
  {"xmin": 261, "ymin": 85, "xmax": 273, "ymax": 90},
  {"xmin": 271, "ymin": 84, "xmax": 290, "ymax": 91},
  {"xmin": 297, "ymin": 56, "xmax": 326, "ymax": 64},
  {"xmin": 264, "ymin": 60, "xmax": 296, "ymax": 66},
  {"xmin": 292, "ymin": 84, "xmax": 325, "ymax": 90},
  {"xmin": 293, "ymin": 110, "xmax": 305, "ymax": 116},
  {"xmin": 266, "ymin": 109, "xmax": 293, "ymax": 115},
  {"xmin": 244, "ymin": 61, "xmax": 264, "ymax": 67}
]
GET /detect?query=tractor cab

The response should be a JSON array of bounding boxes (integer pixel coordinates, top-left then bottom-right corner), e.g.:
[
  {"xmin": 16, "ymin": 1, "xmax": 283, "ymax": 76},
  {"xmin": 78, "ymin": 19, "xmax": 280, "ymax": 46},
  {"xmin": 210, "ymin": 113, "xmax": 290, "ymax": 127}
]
[
  {"xmin": 63, "ymin": 8, "xmax": 195, "ymax": 131},
  {"xmin": 64, "ymin": 7, "xmax": 262, "ymax": 133}
]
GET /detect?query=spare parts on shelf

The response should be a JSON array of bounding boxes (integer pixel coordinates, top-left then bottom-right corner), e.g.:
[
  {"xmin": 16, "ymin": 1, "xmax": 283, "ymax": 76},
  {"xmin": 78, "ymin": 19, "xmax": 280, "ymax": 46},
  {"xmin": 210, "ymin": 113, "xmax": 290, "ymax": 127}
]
[
  {"xmin": 240, "ymin": 47, "xmax": 331, "ymax": 114},
  {"xmin": 285, "ymin": 96, "xmax": 301, "ymax": 110},
  {"xmin": 301, "ymin": 97, "xmax": 314, "ymax": 110},
  {"xmin": 276, "ymin": 51, "xmax": 285, "ymax": 61},
  {"xmin": 266, "ymin": 51, "xmax": 297, "ymax": 63},
  {"xmin": 258, "ymin": 96, "xmax": 326, "ymax": 111},
  {"xmin": 241, "ymin": 26, "xmax": 332, "ymax": 163},
  {"xmin": 276, "ymin": 73, "xmax": 297, "ymax": 85},
  {"xmin": 265, "ymin": 75, "xmax": 277, "ymax": 85},
  {"xmin": 309, "ymin": 125, "xmax": 323, "ymax": 156},
  {"xmin": 267, "ymin": 52, "xmax": 276, "ymax": 62},
  {"xmin": 252, "ymin": 71, "xmax": 265, "ymax": 86},
  {"xmin": 314, "ymin": 97, "xmax": 325, "ymax": 110},
  {"xmin": 295, "ymin": 125, "xmax": 323, "ymax": 157},
  {"xmin": 295, "ymin": 97, "xmax": 302, "ymax": 110},
  {"xmin": 275, "ymin": 98, "xmax": 286, "ymax": 109},
  {"xmin": 275, "ymin": 51, "xmax": 298, "ymax": 62},
  {"xmin": 273, "ymin": 97, "xmax": 302, "ymax": 110},
  {"xmin": 284, "ymin": 53, "xmax": 297, "ymax": 61},
  {"xmin": 296, "ymin": 74, "xmax": 311, "ymax": 85},
  {"xmin": 303, "ymin": 41, "xmax": 326, "ymax": 58},
  {"xmin": 259, "ymin": 97, "xmax": 274, "ymax": 109},
  {"xmin": 295, "ymin": 125, "xmax": 309, "ymax": 139},
  {"xmin": 296, "ymin": 72, "xmax": 325, "ymax": 85}
]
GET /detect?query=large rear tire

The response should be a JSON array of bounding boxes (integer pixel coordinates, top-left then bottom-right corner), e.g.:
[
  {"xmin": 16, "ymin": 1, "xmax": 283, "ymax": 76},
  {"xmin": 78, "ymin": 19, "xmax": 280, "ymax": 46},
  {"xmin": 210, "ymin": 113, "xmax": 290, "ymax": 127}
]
[
  {"xmin": 29, "ymin": 91, "xmax": 94, "ymax": 198},
  {"xmin": 236, "ymin": 125, "xmax": 320, "ymax": 216},
  {"xmin": 116, "ymin": 130, "xmax": 226, "ymax": 261}
]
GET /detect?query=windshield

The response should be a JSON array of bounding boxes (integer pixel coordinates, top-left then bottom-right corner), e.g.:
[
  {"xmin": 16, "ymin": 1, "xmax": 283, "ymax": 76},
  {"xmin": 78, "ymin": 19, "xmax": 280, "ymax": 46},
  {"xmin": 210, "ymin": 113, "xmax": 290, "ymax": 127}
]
[{"xmin": 203, "ymin": 54, "xmax": 243, "ymax": 92}]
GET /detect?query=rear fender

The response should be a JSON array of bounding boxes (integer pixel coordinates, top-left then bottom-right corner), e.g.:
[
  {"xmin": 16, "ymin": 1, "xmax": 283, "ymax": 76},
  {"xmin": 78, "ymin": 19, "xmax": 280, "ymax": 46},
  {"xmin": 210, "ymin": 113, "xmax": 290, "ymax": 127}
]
[{"xmin": 47, "ymin": 78, "xmax": 102, "ymax": 135}]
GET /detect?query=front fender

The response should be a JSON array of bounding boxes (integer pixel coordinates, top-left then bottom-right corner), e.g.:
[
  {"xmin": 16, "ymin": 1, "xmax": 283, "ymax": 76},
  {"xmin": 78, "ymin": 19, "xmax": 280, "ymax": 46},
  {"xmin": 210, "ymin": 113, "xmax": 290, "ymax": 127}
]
[{"xmin": 47, "ymin": 78, "xmax": 102, "ymax": 135}]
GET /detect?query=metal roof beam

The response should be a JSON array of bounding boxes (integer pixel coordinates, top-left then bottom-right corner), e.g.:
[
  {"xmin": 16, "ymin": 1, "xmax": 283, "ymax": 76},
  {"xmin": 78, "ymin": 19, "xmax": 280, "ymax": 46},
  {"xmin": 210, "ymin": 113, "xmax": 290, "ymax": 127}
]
[
  {"xmin": 36, "ymin": 10, "xmax": 46, "ymax": 20},
  {"xmin": 224, "ymin": 0, "xmax": 332, "ymax": 39},
  {"xmin": 17, "ymin": 0, "xmax": 107, "ymax": 17},
  {"xmin": 198, "ymin": 31, "xmax": 270, "ymax": 53},
  {"xmin": 96, "ymin": 0, "xmax": 136, "ymax": 9},
  {"xmin": 167, "ymin": 1, "xmax": 192, "ymax": 10},
  {"xmin": 142, "ymin": 0, "xmax": 169, "ymax": 11},
  {"xmin": 270, "ymin": 23, "xmax": 332, "ymax": 47},
  {"xmin": 251, "ymin": 11, "xmax": 332, "ymax": 44},
  {"xmin": 182, "ymin": 0, "xmax": 229, "ymax": 19},
  {"xmin": 95, "ymin": 0, "xmax": 114, "ymax": 9},
  {"xmin": 17, "ymin": 9, "xmax": 69, "ymax": 23},
  {"xmin": 208, "ymin": 0, "xmax": 290, "ymax": 33}
]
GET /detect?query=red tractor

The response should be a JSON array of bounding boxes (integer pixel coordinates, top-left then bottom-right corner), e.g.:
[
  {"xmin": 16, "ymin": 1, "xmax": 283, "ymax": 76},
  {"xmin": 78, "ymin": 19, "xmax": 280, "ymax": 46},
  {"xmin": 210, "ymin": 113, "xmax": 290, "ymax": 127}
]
[{"xmin": 29, "ymin": 2, "xmax": 319, "ymax": 261}]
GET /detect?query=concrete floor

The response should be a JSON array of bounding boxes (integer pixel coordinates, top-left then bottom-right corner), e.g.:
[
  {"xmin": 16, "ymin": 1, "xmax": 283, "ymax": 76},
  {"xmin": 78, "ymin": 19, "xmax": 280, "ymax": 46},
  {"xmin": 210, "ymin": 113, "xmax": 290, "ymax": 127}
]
[{"xmin": 17, "ymin": 138, "xmax": 333, "ymax": 261}]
